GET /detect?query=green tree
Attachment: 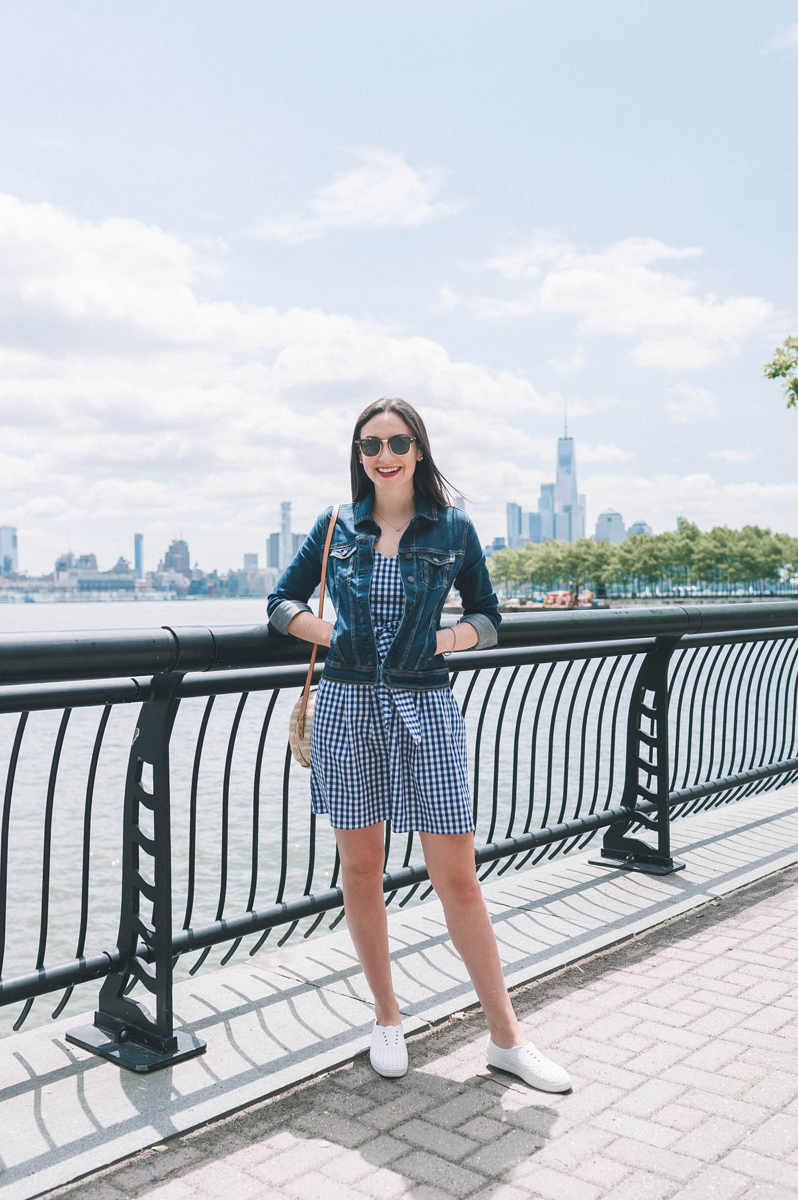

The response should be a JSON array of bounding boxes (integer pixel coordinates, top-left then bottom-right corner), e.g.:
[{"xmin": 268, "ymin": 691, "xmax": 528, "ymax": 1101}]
[
  {"xmin": 487, "ymin": 547, "xmax": 529, "ymax": 596},
  {"xmin": 764, "ymin": 336, "xmax": 798, "ymax": 409}
]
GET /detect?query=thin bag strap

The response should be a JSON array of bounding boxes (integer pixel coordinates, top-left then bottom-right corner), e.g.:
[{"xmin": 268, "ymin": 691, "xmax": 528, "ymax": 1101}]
[{"xmin": 297, "ymin": 504, "xmax": 340, "ymax": 737}]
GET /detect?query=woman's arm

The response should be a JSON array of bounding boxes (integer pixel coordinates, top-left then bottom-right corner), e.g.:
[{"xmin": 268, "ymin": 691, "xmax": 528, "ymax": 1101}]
[
  {"xmin": 287, "ymin": 611, "xmax": 333, "ymax": 647},
  {"xmin": 435, "ymin": 621, "xmax": 478, "ymax": 655},
  {"xmin": 452, "ymin": 515, "xmax": 501, "ymax": 649}
]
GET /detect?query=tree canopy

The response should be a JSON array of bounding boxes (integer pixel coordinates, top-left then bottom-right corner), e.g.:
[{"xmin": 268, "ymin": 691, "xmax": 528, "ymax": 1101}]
[
  {"xmin": 764, "ymin": 336, "xmax": 798, "ymax": 409},
  {"xmin": 487, "ymin": 523, "xmax": 798, "ymax": 597}
]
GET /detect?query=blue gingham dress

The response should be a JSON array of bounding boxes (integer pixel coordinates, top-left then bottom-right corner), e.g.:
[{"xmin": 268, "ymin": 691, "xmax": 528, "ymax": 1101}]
[{"xmin": 309, "ymin": 552, "xmax": 474, "ymax": 833}]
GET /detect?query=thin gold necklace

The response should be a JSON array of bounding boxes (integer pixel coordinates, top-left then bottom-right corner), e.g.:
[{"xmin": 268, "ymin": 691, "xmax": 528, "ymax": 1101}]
[{"xmin": 374, "ymin": 508, "xmax": 414, "ymax": 533}]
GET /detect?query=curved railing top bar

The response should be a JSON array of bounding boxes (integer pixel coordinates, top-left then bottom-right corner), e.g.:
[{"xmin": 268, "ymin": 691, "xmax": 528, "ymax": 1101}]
[{"xmin": 2, "ymin": 599, "xmax": 798, "ymax": 686}]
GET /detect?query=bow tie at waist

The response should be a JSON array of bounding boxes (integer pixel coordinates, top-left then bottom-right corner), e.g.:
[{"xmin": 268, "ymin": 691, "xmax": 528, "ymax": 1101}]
[{"xmin": 375, "ymin": 620, "xmax": 422, "ymax": 745}]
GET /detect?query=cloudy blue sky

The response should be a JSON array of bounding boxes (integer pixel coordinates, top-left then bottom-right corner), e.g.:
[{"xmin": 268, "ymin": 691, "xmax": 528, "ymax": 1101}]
[{"xmin": 1, "ymin": 1, "xmax": 797, "ymax": 574}]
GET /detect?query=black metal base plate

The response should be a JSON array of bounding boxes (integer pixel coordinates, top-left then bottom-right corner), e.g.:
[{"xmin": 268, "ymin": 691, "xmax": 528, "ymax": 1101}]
[
  {"xmin": 66, "ymin": 1024, "xmax": 206, "ymax": 1073},
  {"xmin": 589, "ymin": 854, "xmax": 686, "ymax": 876}
]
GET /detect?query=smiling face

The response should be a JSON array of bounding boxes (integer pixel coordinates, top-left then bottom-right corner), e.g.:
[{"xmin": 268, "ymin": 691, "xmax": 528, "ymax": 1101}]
[{"xmin": 358, "ymin": 410, "xmax": 422, "ymax": 500}]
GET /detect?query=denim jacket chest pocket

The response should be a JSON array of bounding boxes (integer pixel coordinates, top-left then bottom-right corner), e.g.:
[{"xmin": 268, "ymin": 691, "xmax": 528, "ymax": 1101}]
[
  {"xmin": 417, "ymin": 549, "xmax": 459, "ymax": 592},
  {"xmin": 328, "ymin": 541, "xmax": 358, "ymax": 583}
]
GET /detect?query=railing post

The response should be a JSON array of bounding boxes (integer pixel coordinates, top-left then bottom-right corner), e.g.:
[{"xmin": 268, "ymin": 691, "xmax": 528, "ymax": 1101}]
[
  {"xmin": 590, "ymin": 636, "xmax": 686, "ymax": 876},
  {"xmin": 67, "ymin": 673, "xmax": 206, "ymax": 1072}
]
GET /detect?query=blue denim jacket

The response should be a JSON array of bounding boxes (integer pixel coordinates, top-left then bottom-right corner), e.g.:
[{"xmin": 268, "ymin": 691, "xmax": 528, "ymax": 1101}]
[{"xmin": 267, "ymin": 493, "xmax": 500, "ymax": 690}]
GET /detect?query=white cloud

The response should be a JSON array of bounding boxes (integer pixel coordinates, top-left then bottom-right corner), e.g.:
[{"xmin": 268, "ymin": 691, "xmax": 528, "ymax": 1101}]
[
  {"xmin": 666, "ymin": 383, "xmax": 719, "ymax": 424},
  {"xmin": 708, "ymin": 449, "xmax": 759, "ymax": 464},
  {"xmin": 461, "ymin": 235, "xmax": 774, "ymax": 372},
  {"xmin": 0, "ymin": 191, "xmax": 557, "ymax": 573},
  {"xmin": 765, "ymin": 22, "xmax": 798, "ymax": 51},
  {"xmin": 253, "ymin": 149, "xmax": 458, "ymax": 243},
  {"xmin": 546, "ymin": 348, "xmax": 585, "ymax": 375},
  {"xmin": 586, "ymin": 472, "xmax": 798, "ymax": 535}
]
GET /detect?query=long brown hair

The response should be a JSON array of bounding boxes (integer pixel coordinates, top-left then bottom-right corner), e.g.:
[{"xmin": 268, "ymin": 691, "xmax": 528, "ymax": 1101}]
[{"xmin": 350, "ymin": 398, "xmax": 456, "ymax": 508}]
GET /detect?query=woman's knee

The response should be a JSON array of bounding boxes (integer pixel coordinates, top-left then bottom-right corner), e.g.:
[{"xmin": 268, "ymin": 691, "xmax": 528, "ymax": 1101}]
[
  {"xmin": 340, "ymin": 846, "xmax": 384, "ymax": 888},
  {"xmin": 435, "ymin": 866, "xmax": 483, "ymax": 908}
]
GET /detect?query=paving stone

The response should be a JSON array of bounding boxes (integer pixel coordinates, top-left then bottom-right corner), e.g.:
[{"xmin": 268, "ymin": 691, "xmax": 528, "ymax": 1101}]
[
  {"xmin": 604, "ymin": 1136, "xmax": 702, "ymax": 1181},
  {"xmin": 179, "ymin": 1161, "xmax": 266, "ymax": 1199},
  {"xmin": 600, "ymin": 1170, "xmax": 674, "ymax": 1200},
  {"xmin": 393, "ymin": 1118, "xmax": 479, "ymax": 1161},
  {"xmin": 458, "ymin": 1116, "xmax": 508, "ymax": 1143},
  {"xmin": 745, "ymin": 1071, "xmax": 798, "ymax": 1109},
  {"xmin": 670, "ymin": 1115, "xmax": 747, "ymax": 1162},
  {"xmin": 592, "ymin": 1109, "xmax": 681, "ymax": 1148},
  {"xmin": 668, "ymin": 1164, "xmax": 754, "ymax": 1199},
  {"xmin": 284, "ymin": 1169, "xmax": 367, "ymax": 1200},
  {"xmin": 463, "ymin": 1128, "xmax": 545, "ymax": 1174},
  {"xmin": 357, "ymin": 1136, "xmax": 408, "ymax": 1168},
  {"xmin": 743, "ymin": 1113, "xmax": 798, "ymax": 1157},
  {"xmin": 530, "ymin": 1124, "xmax": 614, "ymax": 1170},
  {"xmin": 614, "ymin": 1078, "xmax": 685, "ymax": 1117},
  {"xmin": 353, "ymin": 1165, "xmax": 409, "ymax": 1199},
  {"xmin": 652, "ymin": 1103, "xmax": 706, "ymax": 1131},
  {"xmin": 573, "ymin": 1155, "xmax": 631, "ymax": 1189},
  {"xmin": 390, "ymin": 1149, "xmax": 484, "ymax": 1197},
  {"xmin": 509, "ymin": 1162, "xmax": 601, "ymax": 1200},
  {"xmin": 423, "ymin": 1089, "xmax": 496, "ymax": 1129},
  {"xmin": 723, "ymin": 1147, "xmax": 798, "ymax": 1189},
  {"xmin": 361, "ymin": 1090, "xmax": 438, "ymax": 1131}
]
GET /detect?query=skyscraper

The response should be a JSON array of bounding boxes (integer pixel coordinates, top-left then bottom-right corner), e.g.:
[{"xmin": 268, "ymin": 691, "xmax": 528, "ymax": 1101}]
[
  {"xmin": 595, "ymin": 510, "xmax": 625, "ymax": 543},
  {"xmin": 164, "ymin": 539, "xmax": 190, "ymax": 576},
  {"xmin": 506, "ymin": 502, "xmax": 522, "ymax": 548},
  {"xmin": 0, "ymin": 526, "xmax": 17, "ymax": 575},
  {"xmin": 134, "ymin": 533, "xmax": 143, "ymax": 579},
  {"xmin": 555, "ymin": 437, "xmax": 586, "ymax": 542},
  {"xmin": 279, "ymin": 502, "xmax": 292, "ymax": 571},
  {"xmin": 538, "ymin": 484, "xmax": 555, "ymax": 542}
]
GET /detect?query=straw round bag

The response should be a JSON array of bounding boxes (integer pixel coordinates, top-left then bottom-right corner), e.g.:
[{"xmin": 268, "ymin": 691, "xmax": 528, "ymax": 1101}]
[{"xmin": 288, "ymin": 505, "xmax": 339, "ymax": 768}]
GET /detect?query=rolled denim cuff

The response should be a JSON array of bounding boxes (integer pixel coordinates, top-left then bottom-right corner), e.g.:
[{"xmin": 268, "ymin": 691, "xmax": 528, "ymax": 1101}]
[
  {"xmin": 269, "ymin": 599, "xmax": 312, "ymax": 636},
  {"xmin": 460, "ymin": 613, "xmax": 498, "ymax": 650}
]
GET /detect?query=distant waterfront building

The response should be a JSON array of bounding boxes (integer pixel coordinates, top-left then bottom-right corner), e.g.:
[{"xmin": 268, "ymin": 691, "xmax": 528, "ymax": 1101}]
[
  {"xmin": 538, "ymin": 484, "xmax": 555, "ymax": 542},
  {"xmin": 244, "ymin": 553, "xmax": 258, "ymax": 570},
  {"xmin": 0, "ymin": 526, "xmax": 18, "ymax": 574},
  {"xmin": 279, "ymin": 502, "xmax": 292, "ymax": 571},
  {"xmin": 523, "ymin": 511, "xmax": 542, "ymax": 543},
  {"xmin": 134, "ymin": 533, "xmax": 143, "ymax": 579},
  {"xmin": 555, "ymin": 436, "xmax": 586, "ymax": 542},
  {"xmin": 595, "ymin": 510, "xmax": 626, "ymax": 544},
  {"xmin": 627, "ymin": 521, "xmax": 653, "ymax": 538},
  {"xmin": 506, "ymin": 503, "xmax": 523, "ymax": 548},
  {"xmin": 484, "ymin": 537, "xmax": 507, "ymax": 557},
  {"xmin": 268, "ymin": 506, "xmax": 306, "ymax": 572},
  {"xmin": 454, "ymin": 495, "xmax": 466, "ymax": 512},
  {"xmin": 163, "ymin": 539, "xmax": 190, "ymax": 576}
]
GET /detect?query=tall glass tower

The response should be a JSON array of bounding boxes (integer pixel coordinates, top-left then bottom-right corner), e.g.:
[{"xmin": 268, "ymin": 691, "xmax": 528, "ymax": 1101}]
[{"xmin": 555, "ymin": 437, "xmax": 585, "ymax": 542}]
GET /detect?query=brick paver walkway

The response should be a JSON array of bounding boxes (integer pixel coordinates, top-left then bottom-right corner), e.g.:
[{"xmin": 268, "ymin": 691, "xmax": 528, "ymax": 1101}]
[{"xmin": 52, "ymin": 864, "xmax": 798, "ymax": 1200}]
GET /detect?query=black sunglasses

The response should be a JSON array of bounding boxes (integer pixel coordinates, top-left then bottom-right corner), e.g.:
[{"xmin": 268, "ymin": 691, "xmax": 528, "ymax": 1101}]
[{"xmin": 357, "ymin": 435, "xmax": 417, "ymax": 457}]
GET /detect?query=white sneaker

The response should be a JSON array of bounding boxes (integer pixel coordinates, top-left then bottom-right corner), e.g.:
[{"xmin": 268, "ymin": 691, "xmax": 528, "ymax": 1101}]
[
  {"xmin": 486, "ymin": 1036, "xmax": 571, "ymax": 1093},
  {"xmin": 369, "ymin": 1022, "xmax": 408, "ymax": 1078}
]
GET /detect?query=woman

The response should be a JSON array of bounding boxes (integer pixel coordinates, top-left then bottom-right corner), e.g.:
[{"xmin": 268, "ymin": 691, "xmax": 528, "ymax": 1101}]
[{"xmin": 267, "ymin": 398, "xmax": 570, "ymax": 1093}]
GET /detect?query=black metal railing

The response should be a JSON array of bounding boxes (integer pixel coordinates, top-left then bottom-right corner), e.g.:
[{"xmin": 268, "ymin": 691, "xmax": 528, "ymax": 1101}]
[{"xmin": 1, "ymin": 602, "xmax": 797, "ymax": 1069}]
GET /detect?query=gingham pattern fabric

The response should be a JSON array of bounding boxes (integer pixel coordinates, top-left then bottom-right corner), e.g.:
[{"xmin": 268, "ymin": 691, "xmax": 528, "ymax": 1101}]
[{"xmin": 309, "ymin": 552, "xmax": 474, "ymax": 833}]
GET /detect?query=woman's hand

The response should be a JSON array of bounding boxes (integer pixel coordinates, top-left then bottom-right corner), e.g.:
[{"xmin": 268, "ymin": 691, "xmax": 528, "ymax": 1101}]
[
  {"xmin": 287, "ymin": 611, "xmax": 334, "ymax": 647},
  {"xmin": 435, "ymin": 622, "xmax": 479, "ymax": 656}
]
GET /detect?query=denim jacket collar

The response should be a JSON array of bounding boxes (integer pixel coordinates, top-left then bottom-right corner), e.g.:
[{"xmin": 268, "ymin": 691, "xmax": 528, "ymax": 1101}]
[{"xmin": 353, "ymin": 491, "xmax": 439, "ymax": 529}]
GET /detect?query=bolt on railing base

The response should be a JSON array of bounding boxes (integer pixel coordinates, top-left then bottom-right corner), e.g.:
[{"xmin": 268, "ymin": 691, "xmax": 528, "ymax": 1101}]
[
  {"xmin": 588, "ymin": 849, "xmax": 686, "ymax": 876},
  {"xmin": 66, "ymin": 1012, "xmax": 206, "ymax": 1074}
]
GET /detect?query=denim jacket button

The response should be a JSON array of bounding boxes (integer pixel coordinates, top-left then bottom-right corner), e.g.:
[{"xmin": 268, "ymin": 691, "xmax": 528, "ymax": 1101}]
[
  {"xmin": 407, "ymin": 575, "xmax": 415, "ymax": 583},
  {"xmin": 404, "ymin": 553, "xmax": 412, "ymax": 559}
]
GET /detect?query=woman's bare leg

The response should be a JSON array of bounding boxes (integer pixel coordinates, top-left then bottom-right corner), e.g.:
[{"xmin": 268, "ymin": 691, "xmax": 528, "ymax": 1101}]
[
  {"xmin": 419, "ymin": 831, "xmax": 524, "ymax": 1049},
  {"xmin": 335, "ymin": 823, "xmax": 402, "ymax": 1026}
]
